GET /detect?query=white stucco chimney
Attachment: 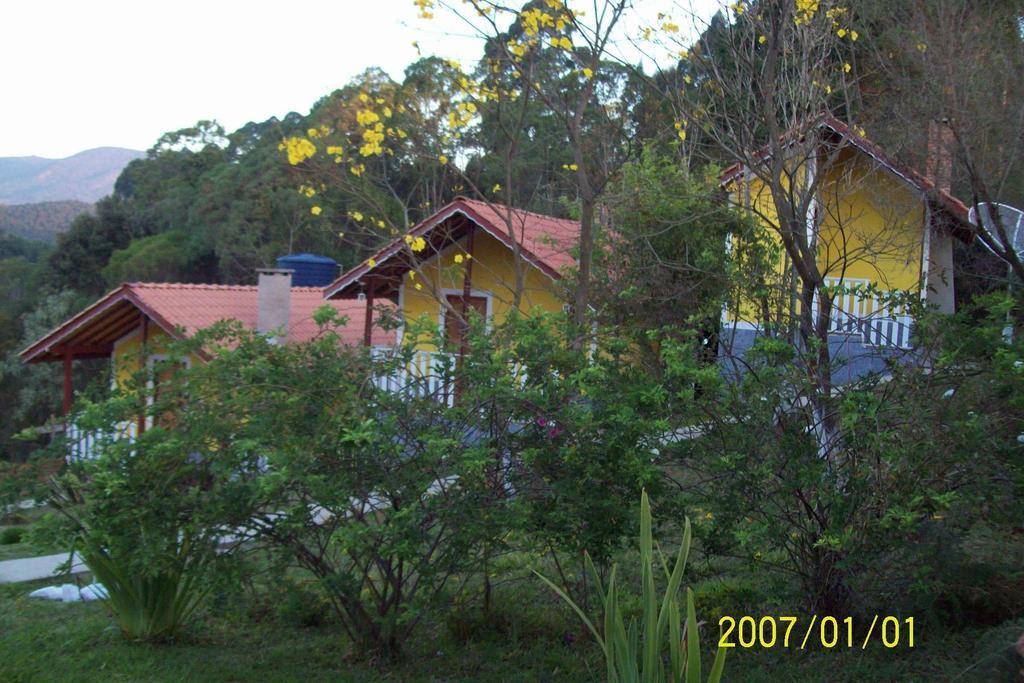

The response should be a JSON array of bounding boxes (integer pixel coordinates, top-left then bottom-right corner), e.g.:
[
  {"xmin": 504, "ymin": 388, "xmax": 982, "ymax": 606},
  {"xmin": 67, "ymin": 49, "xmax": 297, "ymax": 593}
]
[{"xmin": 257, "ymin": 268, "xmax": 293, "ymax": 344}]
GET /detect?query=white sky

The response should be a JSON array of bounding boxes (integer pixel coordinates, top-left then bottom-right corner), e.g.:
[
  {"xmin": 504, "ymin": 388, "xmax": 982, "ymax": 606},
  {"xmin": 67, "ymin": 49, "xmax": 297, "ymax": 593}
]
[{"xmin": 0, "ymin": 0, "xmax": 718, "ymax": 159}]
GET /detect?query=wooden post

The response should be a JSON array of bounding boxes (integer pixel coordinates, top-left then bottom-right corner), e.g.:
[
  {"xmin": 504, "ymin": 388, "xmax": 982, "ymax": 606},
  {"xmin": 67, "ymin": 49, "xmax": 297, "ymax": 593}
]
[
  {"xmin": 62, "ymin": 349, "xmax": 73, "ymax": 417},
  {"xmin": 459, "ymin": 225, "xmax": 476, "ymax": 356},
  {"xmin": 138, "ymin": 316, "xmax": 149, "ymax": 435},
  {"xmin": 455, "ymin": 226, "xmax": 476, "ymax": 404},
  {"xmin": 363, "ymin": 279, "xmax": 375, "ymax": 347}
]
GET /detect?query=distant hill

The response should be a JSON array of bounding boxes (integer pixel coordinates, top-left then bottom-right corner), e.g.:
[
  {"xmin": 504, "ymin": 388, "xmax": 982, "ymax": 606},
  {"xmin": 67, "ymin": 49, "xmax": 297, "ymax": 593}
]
[
  {"xmin": 0, "ymin": 147, "xmax": 143, "ymax": 204},
  {"xmin": 0, "ymin": 200, "xmax": 93, "ymax": 242}
]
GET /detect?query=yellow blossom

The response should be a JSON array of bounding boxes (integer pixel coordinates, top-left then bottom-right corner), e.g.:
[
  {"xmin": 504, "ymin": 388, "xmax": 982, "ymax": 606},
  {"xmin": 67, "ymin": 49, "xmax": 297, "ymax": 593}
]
[
  {"xmin": 843, "ymin": 62, "xmax": 852, "ymax": 73},
  {"xmin": 350, "ymin": 164, "xmax": 364, "ymax": 177},
  {"xmin": 850, "ymin": 30, "xmax": 858, "ymax": 41},
  {"xmin": 279, "ymin": 137, "xmax": 316, "ymax": 165},
  {"xmin": 350, "ymin": 211, "xmax": 364, "ymax": 221},
  {"xmin": 326, "ymin": 145, "xmax": 343, "ymax": 155},
  {"xmin": 438, "ymin": 154, "xmax": 448, "ymax": 165},
  {"xmin": 759, "ymin": 35, "xmax": 767, "ymax": 44},
  {"xmin": 376, "ymin": 219, "xmax": 385, "ymax": 228},
  {"xmin": 404, "ymin": 235, "xmax": 414, "ymax": 245},
  {"xmin": 454, "ymin": 253, "xmax": 465, "ymax": 264},
  {"xmin": 916, "ymin": 42, "xmax": 927, "ymax": 52},
  {"xmin": 411, "ymin": 236, "xmax": 427, "ymax": 252},
  {"xmin": 311, "ymin": 206, "xmax": 322, "ymax": 216},
  {"xmin": 581, "ymin": 67, "xmax": 593, "ymax": 79},
  {"xmin": 367, "ymin": 258, "xmax": 377, "ymax": 267},
  {"xmin": 562, "ymin": 163, "xmax": 578, "ymax": 171},
  {"xmin": 357, "ymin": 109, "xmax": 380, "ymax": 126},
  {"xmin": 837, "ymin": 28, "xmax": 846, "ymax": 38},
  {"xmin": 358, "ymin": 92, "xmax": 370, "ymax": 103},
  {"xmin": 492, "ymin": 183, "xmax": 502, "ymax": 192},
  {"xmin": 415, "ymin": 283, "xmax": 423, "ymax": 290}
]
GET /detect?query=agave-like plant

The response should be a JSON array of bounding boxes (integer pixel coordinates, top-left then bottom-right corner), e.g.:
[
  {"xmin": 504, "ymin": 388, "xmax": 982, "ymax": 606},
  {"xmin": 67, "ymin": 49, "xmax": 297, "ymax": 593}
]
[
  {"xmin": 536, "ymin": 490, "xmax": 726, "ymax": 682},
  {"xmin": 49, "ymin": 479, "xmax": 209, "ymax": 641},
  {"xmin": 78, "ymin": 533, "xmax": 209, "ymax": 641}
]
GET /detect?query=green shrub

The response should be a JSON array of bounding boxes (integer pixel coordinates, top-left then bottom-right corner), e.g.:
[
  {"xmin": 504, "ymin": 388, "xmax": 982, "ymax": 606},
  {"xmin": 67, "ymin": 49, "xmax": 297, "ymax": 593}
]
[
  {"xmin": 0, "ymin": 526, "xmax": 27, "ymax": 545},
  {"xmin": 273, "ymin": 578, "xmax": 332, "ymax": 628}
]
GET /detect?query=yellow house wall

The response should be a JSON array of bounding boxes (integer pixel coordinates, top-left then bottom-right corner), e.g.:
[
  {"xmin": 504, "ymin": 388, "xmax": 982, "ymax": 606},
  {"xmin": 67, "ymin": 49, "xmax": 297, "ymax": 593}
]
[
  {"xmin": 400, "ymin": 231, "xmax": 565, "ymax": 348},
  {"xmin": 727, "ymin": 148, "xmax": 925, "ymax": 324},
  {"xmin": 111, "ymin": 326, "xmax": 198, "ymax": 388}
]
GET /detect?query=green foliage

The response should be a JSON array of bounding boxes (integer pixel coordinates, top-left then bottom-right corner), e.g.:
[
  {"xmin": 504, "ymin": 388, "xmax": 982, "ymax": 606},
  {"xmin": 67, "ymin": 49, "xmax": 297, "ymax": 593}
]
[
  {"xmin": 101, "ymin": 229, "xmax": 193, "ymax": 285},
  {"xmin": 536, "ymin": 490, "xmax": 726, "ymax": 682},
  {"xmin": 0, "ymin": 201, "xmax": 92, "ymax": 243},
  {"xmin": 74, "ymin": 531, "xmax": 209, "ymax": 641},
  {"xmin": 0, "ymin": 526, "xmax": 26, "ymax": 545}
]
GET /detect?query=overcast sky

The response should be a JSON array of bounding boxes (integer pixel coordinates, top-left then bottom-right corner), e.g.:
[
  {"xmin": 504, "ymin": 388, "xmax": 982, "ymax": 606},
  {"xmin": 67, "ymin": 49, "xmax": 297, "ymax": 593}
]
[{"xmin": 1, "ymin": 0, "xmax": 717, "ymax": 159}]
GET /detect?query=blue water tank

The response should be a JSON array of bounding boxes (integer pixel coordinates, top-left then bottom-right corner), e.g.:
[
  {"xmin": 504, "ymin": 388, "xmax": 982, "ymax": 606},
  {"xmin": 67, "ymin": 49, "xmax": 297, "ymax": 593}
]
[{"xmin": 275, "ymin": 253, "xmax": 339, "ymax": 287}]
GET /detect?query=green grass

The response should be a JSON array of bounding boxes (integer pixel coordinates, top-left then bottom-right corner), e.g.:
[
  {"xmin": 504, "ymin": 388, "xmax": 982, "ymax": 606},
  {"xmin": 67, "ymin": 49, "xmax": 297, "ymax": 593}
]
[
  {"xmin": 0, "ymin": 570, "xmax": 1020, "ymax": 682},
  {"xmin": 0, "ymin": 542, "xmax": 50, "ymax": 562},
  {"xmin": 0, "ymin": 578, "xmax": 602, "ymax": 682}
]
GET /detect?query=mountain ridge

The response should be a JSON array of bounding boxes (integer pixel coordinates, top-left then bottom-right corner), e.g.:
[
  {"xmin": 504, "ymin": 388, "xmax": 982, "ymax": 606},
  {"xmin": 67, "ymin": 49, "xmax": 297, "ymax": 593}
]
[{"xmin": 0, "ymin": 147, "xmax": 144, "ymax": 204}]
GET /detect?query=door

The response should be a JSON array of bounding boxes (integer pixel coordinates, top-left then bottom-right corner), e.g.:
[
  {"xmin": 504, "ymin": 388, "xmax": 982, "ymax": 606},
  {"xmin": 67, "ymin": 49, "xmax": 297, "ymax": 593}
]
[{"xmin": 443, "ymin": 294, "xmax": 488, "ymax": 349}]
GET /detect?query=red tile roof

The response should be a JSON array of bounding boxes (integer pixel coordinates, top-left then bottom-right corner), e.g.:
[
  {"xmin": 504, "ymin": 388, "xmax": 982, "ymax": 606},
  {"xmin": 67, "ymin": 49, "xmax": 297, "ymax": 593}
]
[
  {"xmin": 719, "ymin": 114, "xmax": 970, "ymax": 226},
  {"xmin": 21, "ymin": 282, "xmax": 394, "ymax": 364},
  {"xmin": 324, "ymin": 196, "xmax": 580, "ymax": 298}
]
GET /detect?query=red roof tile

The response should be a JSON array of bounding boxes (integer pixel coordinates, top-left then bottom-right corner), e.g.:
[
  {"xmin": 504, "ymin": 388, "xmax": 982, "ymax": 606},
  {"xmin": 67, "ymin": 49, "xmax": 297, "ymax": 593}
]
[
  {"xmin": 21, "ymin": 282, "xmax": 394, "ymax": 363},
  {"xmin": 324, "ymin": 197, "xmax": 580, "ymax": 298},
  {"xmin": 128, "ymin": 283, "xmax": 395, "ymax": 346},
  {"xmin": 719, "ymin": 114, "xmax": 970, "ymax": 226}
]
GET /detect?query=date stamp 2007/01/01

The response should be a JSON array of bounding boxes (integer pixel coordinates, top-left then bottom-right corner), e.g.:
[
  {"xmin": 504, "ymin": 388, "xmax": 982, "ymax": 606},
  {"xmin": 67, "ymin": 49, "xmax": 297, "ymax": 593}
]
[{"xmin": 718, "ymin": 615, "xmax": 915, "ymax": 650}]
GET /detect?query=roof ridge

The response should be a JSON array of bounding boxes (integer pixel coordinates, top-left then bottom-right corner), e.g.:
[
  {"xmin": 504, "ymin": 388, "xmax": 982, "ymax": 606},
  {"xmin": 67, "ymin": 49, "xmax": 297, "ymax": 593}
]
[
  {"xmin": 455, "ymin": 196, "xmax": 579, "ymax": 224},
  {"xmin": 128, "ymin": 282, "xmax": 327, "ymax": 292}
]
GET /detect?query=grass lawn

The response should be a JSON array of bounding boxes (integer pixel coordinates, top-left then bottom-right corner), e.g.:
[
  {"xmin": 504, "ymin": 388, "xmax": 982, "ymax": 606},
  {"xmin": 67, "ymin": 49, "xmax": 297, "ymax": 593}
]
[
  {"xmin": 0, "ymin": 541, "xmax": 52, "ymax": 562},
  {"xmin": 1, "ymin": 573, "xmax": 1021, "ymax": 682}
]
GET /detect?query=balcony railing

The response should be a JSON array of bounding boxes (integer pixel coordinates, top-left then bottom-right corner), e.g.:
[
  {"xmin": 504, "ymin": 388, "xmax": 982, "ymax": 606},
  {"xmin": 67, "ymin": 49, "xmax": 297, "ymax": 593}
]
[
  {"xmin": 371, "ymin": 348, "xmax": 457, "ymax": 407},
  {"xmin": 65, "ymin": 421, "xmax": 138, "ymax": 461},
  {"xmin": 821, "ymin": 278, "xmax": 914, "ymax": 350}
]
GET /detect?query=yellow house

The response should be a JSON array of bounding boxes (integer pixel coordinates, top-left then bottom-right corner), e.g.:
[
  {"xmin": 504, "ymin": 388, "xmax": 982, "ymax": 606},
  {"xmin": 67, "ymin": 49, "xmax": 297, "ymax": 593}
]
[
  {"xmin": 324, "ymin": 196, "xmax": 579, "ymax": 350},
  {"xmin": 20, "ymin": 197, "xmax": 579, "ymax": 449},
  {"xmin": 718, "ymin": 116, "xmax": 972, "ymax": 380},
  {"xmin": 20, "ymin": 278, "xmax": 394, "ymax": 456}
]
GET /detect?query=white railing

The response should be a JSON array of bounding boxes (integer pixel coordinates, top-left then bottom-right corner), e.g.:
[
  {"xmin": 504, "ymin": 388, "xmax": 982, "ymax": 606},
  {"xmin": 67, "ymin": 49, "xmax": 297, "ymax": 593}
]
[
  {"xmin": 369, "ymin": 347, "xmax": 534, "ymax": 406},
  {"xmin": 821, "ymin": 277, "xmax": 914, "ymax": 350},
  {"xmin": 65, "ymin": 421, "xmax": 138, "ymax": 461},
  {"xmin": 371, "ymin": 348, "xmax": 457, "ymax": 407}
]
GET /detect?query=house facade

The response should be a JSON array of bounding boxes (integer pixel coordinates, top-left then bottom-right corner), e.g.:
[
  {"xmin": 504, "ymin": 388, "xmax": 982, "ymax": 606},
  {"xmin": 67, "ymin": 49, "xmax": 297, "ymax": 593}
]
[{"xmin": 718, "ymin": 117, "xmax": 971, "ymax": 382}]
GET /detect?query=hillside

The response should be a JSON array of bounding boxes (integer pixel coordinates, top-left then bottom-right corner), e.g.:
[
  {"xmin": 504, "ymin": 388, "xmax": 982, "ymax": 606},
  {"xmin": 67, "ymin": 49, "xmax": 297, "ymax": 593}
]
[
  {"xmin": 0, "ymin": 147, "xmax": 143, "ymax": 204},
  {"xmin": 0, "ymin": 201, "xmax": 93, "ymax": 242}
]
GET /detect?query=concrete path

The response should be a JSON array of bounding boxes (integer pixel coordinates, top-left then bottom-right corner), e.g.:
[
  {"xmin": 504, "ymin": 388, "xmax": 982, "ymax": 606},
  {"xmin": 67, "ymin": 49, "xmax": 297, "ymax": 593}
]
[{"xmin": 0, "ymin": 552, "xmax": 87, "ymax": 584}]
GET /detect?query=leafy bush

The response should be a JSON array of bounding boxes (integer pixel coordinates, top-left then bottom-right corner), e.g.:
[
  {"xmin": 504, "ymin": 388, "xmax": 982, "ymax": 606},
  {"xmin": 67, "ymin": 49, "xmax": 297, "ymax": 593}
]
[
  {"xmin": 271, "ymin": 578, "xmax": 332, "ymax": 629},
  {"xmin": 0, "ymin": 526, "xmax": 26, "ymax": 545},
  {"xmin": 536, "ymin": 490, "xmax": 726, "ymax": 682}
]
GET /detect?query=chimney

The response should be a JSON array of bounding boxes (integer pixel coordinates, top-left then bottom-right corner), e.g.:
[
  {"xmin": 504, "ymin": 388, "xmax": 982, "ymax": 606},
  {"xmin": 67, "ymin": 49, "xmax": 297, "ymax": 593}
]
[
  {"xmin": 257, "ymin": 268, "xmax": 293, "ymax": 344},
  {"xmin": 925, "ymin": 120, "xmax": 954, "ymax": 193}
]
